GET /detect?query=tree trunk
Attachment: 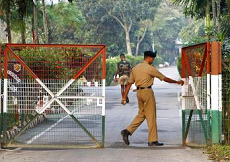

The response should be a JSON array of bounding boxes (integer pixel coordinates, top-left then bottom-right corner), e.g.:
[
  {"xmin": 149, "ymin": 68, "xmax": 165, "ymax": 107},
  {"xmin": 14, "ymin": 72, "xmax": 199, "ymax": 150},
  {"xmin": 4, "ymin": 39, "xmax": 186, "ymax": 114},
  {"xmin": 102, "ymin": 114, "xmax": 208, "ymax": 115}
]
[
  {"xmin": 135, "ymin": 26, "xmax": 147, "ymax": 57},
  {"xmin": 205, "ymin": 0, "xmax": 211, "ymax": 39},
  {"xmin": 135, "ymin": 38, "xmax": 140, "ymax": 57},
  {"xmin": 125, "ymin": 28, "xmax": 132, "ymax": 55},
  {"xmin": 212, "ymin": 0, "xmax": 216, "ymax": 30},
  {"xmin": 5, "ymin": 2, "xmax": 12, "ymax": 43},
  {"xmin": 226, "ymin": 0, "xmax": 230, "ymax": 21},
  {"xmin": 33, "ymin": 1, "xmax": 39, "ymax": 43},
  {"xmin": 41, "ymin": 0, "xmax": 48, "ymax": 43},
  {"xmin": 108, "ymin": 12, "xmax": 132, "ymax": 55},
  {"xmin": 21, "ymin": 21, "xmax": 26, "ymax": 43},
  {"xmin": 216, "ymin": 0, "xmax": 221, "ymax": 32}
]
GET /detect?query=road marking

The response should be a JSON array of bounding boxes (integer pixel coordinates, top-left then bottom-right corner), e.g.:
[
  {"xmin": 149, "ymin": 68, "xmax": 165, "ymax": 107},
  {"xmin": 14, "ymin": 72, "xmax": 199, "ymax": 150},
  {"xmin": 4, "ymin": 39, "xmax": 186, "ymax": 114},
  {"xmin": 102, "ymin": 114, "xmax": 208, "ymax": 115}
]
[{"xmin": 26, "ymin": 105, "xmax": 83, "ymax": 144}]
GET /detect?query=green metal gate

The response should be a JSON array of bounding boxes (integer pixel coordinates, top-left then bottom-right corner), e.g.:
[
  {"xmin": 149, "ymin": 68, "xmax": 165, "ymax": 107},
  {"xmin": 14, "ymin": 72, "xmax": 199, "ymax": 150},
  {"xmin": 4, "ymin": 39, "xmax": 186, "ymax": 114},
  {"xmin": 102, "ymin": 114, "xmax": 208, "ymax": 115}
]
[{"xmin": 0, "ymin": 44, "xmax": 106, "ymax": 148}]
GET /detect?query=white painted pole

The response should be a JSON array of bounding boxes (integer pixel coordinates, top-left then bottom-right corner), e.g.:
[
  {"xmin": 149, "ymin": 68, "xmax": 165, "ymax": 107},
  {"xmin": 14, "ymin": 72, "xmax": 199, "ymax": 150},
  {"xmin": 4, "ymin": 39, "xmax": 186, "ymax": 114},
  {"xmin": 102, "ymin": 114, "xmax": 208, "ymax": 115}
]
[
  {"xmin": 3, "ymin": 79, "xmax": 7, "ymax": 113},
  {"xmin": 102, "ymin": 79, "xmax": 105, "ymax": 116}
]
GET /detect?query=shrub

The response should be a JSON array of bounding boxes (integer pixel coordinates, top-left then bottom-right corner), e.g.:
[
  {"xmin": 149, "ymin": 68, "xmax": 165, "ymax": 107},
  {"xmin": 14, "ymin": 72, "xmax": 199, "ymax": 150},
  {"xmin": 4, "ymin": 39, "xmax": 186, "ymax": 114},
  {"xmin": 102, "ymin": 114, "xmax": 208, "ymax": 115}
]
[{"xmin": 105, "ymin": 55, "xmax": 163, "ymax": 86}]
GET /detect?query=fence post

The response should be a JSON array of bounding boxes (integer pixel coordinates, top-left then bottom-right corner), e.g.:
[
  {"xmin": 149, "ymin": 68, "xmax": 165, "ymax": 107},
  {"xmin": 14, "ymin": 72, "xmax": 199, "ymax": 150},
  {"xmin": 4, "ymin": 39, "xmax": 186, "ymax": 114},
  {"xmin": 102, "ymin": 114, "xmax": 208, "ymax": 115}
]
[
  {"xmin": 206, "ymin": 42, "xmax": 211, "ymax": 144},
  {"xmin": 101, "ymin": 48, "xmax": 106, "ymax": 147},
  {"xmin": 0, "ymin": 45, "xmax": 2, "ymax": 147},
  {"xmin": 181, "ymin": 48, "xmax": 186, "ymax": 145},
  {"xmin": 211, "ymin": 41, "xmax": 222, "ymax": 144}
]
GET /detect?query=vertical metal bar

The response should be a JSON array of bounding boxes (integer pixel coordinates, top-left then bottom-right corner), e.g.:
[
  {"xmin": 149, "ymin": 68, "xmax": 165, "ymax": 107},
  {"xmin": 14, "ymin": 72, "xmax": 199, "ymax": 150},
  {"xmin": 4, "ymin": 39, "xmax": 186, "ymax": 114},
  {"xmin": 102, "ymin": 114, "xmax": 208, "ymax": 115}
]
[
  {"xmin": 101, "ymin": 48, "xmax": 106, "ymax": 147},
  {"xmin": 181, "ymin": 48, "xmax": 186, "ymax": 145},
  {"xmin": 218, "ymin": 42, "xmax": 222, "ymax": 143},
  {"xmin": 206, "ymin": 42, "xmax": 211, "ymax": 144},
  {"xmin": 3, "ymin": 47, "xmax": 8, "ymax": 144},
  {"xmin": 181, "ymin": 49, "xmax": 185, "ymax": 78},
  {"xmin": 182, "ymin": 110, "xmax": 186, "ymax": 145},
  {"xmin": 102, "ymin": 49, "xmax": 106, "ymax": 146},
  {"xmin": 0, "ymin": 44, "xmax": 2, "ymax": 143}
]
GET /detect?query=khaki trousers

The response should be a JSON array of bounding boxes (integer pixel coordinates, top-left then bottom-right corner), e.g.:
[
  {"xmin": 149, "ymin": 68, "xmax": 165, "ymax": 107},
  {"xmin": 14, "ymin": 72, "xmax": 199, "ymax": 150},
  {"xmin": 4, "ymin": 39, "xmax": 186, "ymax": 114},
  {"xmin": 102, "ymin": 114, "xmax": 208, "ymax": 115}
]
[{"xmin": 126, "ymin": 88, "xmax": 158, "ymax": 142}]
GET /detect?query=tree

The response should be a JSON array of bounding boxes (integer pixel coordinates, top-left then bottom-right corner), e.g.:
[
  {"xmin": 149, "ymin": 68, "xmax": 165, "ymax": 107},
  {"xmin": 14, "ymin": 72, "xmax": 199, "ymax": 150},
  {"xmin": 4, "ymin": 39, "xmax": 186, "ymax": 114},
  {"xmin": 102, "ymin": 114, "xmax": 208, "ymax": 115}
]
[
  {"xmin": 179, "ymin": 19, "xmax": 206, "ymax": 44},
  {"xmin": 46, "ymin": 2, "xmax": 86, "ymax": 43},
  {"xmin": 150, "ymin": 0, "xmax": 186, "ymax": 63},
  {"xmin": 41, "ymin": 0, "xmax": 48, "ymax": 43},
  {"xmin": 33, "ymin": 0, "xmax": 39, "ymax": 43},
  {"xmin": 172, "ymin": 0, "xmax": 211, "ymax": 36},
  {"xmin": 173, "ymin": 0, "xmax": 228, "ymax": 39},
  {"xmin": 75, "ymin": 0, "xmax": 161, "ymax": 56},
  {"xmin": 172, "ymin": 0, "xmax": 207, "ymax": 18},
  {"xmin": 1, "ymin": 0, "xmax": 35, "ymax": 43},
  {"xmin": 227, "ymin": 0, "xmax": 230, "ymax": 21},
  {"xmin": 134, "ymin": 20, "xmax": 149, "ymax": 57},
  {"xmin": 0, "ymin": 0, "xmax": 14, "ymax": 43},
  {"xmin": 15, "ymin": 0, "xmax": 34, "ymax": 43},
  {"xmin": 99, "ymin": 0, "xmax": 161, "ymax": 56}
]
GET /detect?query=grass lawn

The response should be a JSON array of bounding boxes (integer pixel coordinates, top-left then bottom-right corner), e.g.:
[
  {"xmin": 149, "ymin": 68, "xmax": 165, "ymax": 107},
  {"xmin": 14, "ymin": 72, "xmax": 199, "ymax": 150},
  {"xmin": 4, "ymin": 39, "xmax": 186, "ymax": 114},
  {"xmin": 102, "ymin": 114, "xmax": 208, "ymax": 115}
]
[{"xmin": 205, "ymin": 145, "xmax": 230, "ymax": 161}]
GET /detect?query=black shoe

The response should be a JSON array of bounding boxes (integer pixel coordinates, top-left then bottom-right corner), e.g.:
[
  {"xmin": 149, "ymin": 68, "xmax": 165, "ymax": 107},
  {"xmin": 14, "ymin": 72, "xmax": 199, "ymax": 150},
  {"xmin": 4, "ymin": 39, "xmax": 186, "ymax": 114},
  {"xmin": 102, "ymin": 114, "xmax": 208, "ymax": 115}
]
[
  {"xmin": 121, "ymin": 129, "xmax": 131, "ymax": 145},
  {"xmin": 126, "ymin": 96, "xmax": 129, "ymax": 103},
  {"xmin": 148, "ymin": 141, "xmax": 164, "ymax": 146}
]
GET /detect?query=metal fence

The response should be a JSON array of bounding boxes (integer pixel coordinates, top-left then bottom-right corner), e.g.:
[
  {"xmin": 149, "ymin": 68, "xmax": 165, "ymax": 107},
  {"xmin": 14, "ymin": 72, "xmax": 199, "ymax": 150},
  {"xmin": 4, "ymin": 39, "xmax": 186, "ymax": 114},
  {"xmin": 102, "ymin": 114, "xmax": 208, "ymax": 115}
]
[
  {"xmin": 182, "ymin": 42, "xmax": 223, "ymax": 145},
  {"xmin": 181, "ymin": 43, "xmax": 209, "ymax": 145},
  {"xmin": 222, "ymin": 39, "xmax": 230, "ymax": 144},
  {"xmin": 222, "ymin": 60, "xmax": 230, "ymax": 144},
  {"xmin": 0, "ymin": 44, "xmax": 106, "ymax": 148}
]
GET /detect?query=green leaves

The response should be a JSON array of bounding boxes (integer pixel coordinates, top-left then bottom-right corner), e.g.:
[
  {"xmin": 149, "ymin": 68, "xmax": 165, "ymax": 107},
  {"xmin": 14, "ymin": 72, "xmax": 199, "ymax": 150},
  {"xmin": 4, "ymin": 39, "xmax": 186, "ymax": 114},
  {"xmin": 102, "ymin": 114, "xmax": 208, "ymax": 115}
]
[
  {"xmin": 46, "ymin": 2, "xmax": 86, "ymax": 43},
  {"xmin": 173, "ymin": 0, "xmax": 206, "ymax": 18}
]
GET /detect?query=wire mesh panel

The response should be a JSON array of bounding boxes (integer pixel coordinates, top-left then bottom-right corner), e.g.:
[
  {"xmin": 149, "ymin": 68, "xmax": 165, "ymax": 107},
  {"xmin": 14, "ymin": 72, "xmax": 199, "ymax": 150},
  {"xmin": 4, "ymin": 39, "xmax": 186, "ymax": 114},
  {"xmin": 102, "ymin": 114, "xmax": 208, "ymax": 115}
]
[
  {"xmin": 222, "ymin": 43, "xmax": 230, "ymax": 144},
  {"xmin": 0, "ymin": 45, "xmax": 3, "ymax": 139},
  {"xmin": 181, "ymin": 43, "xmax": 209, "ymax": 145},
  {"xmin": 183, "ymin": 77, "xmax": 208, "ymax": 144},
  {"xmin": 221, "ymin": 63, "xmax": 230, "ymax": 144},
  {"xmin": 2, "ymin": 44, "xmax": 106, "ymax": 148}
]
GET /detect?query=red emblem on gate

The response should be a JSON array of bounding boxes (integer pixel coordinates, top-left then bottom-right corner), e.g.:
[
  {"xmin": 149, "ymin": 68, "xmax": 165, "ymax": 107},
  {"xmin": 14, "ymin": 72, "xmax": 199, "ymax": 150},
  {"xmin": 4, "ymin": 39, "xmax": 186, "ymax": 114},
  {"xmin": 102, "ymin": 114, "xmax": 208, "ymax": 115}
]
[{"xmin": 14, "ymin": 63, "xmax": 21, "ymax": 73}]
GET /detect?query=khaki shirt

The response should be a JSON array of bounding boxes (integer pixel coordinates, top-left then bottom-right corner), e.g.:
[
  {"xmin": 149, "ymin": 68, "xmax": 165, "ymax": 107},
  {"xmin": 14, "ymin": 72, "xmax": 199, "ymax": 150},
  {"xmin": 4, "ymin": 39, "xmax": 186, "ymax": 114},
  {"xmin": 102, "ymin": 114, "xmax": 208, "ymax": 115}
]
[{"xmin": 128, "ymin": 61, "xmax": 166, "ymax": 87}]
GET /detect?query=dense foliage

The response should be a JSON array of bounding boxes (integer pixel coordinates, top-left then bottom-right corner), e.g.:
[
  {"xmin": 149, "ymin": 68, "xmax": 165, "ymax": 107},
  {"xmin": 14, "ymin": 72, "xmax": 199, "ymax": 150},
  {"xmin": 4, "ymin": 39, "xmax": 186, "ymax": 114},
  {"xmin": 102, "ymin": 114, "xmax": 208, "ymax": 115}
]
[{"xmin": 0, "ymin": 0, "xmax": 186, "ymax": 65}]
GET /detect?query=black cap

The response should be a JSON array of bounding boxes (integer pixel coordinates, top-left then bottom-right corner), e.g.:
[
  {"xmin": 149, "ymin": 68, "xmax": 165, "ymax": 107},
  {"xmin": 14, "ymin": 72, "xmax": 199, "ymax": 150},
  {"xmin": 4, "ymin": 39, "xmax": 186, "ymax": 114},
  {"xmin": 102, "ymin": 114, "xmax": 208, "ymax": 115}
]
[{"xmin": 144, "ymin": 51, "xmax": 157, "ymax": 58}]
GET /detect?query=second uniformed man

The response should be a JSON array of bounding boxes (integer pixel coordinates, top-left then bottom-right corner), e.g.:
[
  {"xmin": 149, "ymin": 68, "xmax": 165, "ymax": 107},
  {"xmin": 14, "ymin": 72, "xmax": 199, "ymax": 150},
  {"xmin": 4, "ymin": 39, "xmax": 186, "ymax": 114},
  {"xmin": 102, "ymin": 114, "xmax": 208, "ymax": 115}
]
[
  {"xmin": 120, "ymin": 50, "xmax": 184, "ymax": 146},
  {"xmin": 114, "ymin": 54, "xmax": 131, "ymax": 103}
]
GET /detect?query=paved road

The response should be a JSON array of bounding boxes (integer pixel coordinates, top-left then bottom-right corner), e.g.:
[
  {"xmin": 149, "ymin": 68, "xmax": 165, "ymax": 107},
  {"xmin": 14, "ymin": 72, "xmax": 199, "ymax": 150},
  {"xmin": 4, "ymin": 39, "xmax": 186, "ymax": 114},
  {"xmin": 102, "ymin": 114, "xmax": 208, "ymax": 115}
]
[{"xmin": 0, "ymin": 66, "xmax": 210, "ymax": 162}]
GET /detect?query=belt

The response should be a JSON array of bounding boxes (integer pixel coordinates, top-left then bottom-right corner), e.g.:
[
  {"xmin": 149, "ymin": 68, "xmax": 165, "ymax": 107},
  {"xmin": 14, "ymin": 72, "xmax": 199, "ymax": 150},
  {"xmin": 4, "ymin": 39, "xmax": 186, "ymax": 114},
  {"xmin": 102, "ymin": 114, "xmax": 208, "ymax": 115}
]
[{"xmin": 136, "ymin": 86, "xmax": 152, "ymax": 90}]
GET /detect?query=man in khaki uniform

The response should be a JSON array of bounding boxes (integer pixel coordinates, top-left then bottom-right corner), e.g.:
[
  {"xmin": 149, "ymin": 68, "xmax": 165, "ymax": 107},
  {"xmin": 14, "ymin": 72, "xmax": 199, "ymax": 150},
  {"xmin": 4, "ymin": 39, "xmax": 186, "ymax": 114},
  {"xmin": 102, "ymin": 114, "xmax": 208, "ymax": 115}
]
[{"xmin": 121, "ymin": 51, "xmax": 184, "ymax": 146}]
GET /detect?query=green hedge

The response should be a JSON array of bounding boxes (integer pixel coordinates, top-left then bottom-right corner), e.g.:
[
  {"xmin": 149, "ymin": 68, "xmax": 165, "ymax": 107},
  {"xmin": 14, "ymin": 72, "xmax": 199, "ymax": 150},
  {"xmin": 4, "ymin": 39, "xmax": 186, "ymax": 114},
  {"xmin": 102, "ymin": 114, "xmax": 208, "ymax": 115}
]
[{"xmin": 106, "ymin": 55, "xmax": 163, "ymax": 86}]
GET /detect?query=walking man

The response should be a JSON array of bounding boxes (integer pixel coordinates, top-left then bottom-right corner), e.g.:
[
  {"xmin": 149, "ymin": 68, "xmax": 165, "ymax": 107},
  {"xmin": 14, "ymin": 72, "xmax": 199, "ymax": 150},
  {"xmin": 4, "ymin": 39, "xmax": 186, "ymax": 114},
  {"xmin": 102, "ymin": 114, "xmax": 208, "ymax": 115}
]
[
  {"xmin": 121, "ymin": 51, "xmax": 184, "ymax": 146},
  {"xmin": 114, "ymin": 54, "xmax": 131, "ymax": 103}
]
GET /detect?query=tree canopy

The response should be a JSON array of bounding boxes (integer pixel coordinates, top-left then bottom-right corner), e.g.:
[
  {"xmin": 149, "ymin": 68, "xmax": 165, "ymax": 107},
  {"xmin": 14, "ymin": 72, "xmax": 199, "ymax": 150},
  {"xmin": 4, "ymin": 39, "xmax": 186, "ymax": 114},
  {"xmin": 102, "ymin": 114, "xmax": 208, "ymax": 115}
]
[{"xmin": 0, "ymin": 0, "xmax": 188, "ymax": 63}]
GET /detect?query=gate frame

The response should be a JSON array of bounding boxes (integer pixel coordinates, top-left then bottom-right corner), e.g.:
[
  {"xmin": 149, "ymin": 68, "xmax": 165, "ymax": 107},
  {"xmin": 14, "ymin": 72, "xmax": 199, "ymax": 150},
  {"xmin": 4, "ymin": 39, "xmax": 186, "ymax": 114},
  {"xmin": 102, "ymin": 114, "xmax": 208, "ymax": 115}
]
[
  {"xmin": 181, "ymin": 42, "xmax": 209, "ymax": 145},
  {"xmin": 1, "ymin": 44, "xmax": 106, "ymax": 148},
  {"xmin": 181, "ymin": 41, "xmax": 222, "ymax": 145},
  {"xmin": 0, "ymin": 45, "xmax": 2, "ymax": 147}
]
